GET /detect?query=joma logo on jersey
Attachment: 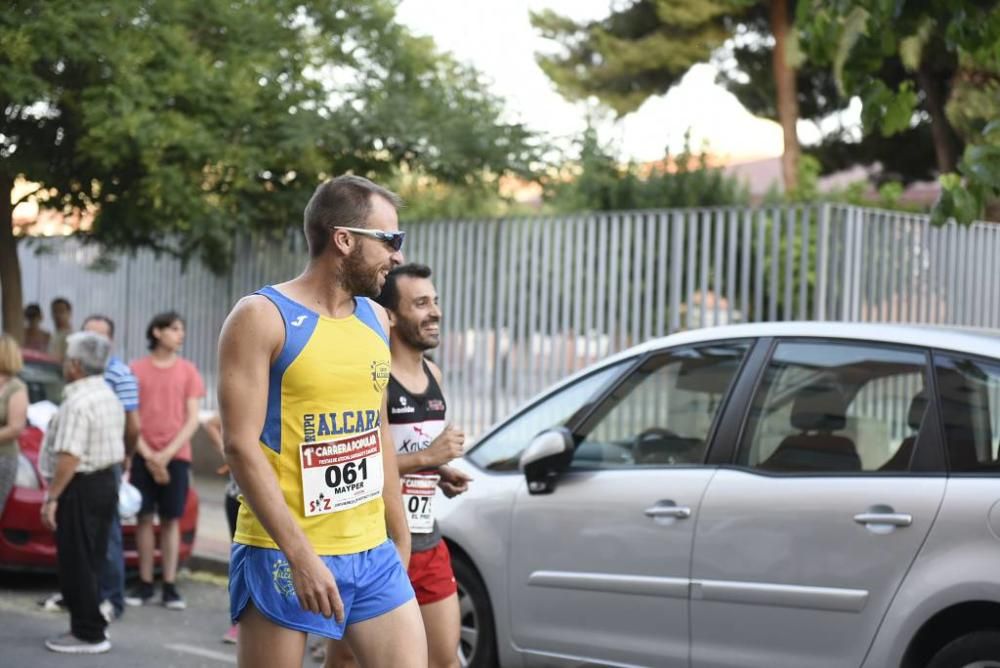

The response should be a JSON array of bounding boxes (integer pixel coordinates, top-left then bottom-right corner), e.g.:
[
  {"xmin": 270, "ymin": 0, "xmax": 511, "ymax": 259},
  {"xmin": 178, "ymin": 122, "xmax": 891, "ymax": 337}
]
[
  {"xmin": 290, "ymin": 315, "xmax": 308, "ymax": 327},
  {"xmin": 302, "ymin": 410, "xmax": 380, "ymax": 442},
  {"xmin": 371, "ymin": 360, "xmax": 390, "ymax": 392}
]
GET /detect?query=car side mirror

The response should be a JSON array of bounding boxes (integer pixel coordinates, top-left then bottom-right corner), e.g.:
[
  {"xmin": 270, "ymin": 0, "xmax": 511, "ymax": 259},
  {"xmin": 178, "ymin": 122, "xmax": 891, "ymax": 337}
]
[{"xmin": 519, "ymin": 427, "xmax": 574, "ymax": 495}]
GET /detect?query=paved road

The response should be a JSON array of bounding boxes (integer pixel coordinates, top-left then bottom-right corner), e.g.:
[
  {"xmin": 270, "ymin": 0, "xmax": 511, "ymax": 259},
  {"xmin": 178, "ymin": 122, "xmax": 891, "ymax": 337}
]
[{"xmin": 0, "ymin": 569, "xmax": 326, "ymax": 668}]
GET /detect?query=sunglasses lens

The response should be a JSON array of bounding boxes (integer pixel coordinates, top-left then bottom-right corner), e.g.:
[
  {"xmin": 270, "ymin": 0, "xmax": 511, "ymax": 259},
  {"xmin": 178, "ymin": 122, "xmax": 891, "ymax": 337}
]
[{"xmin": 392, "ymin": 233, "xmax": 405, "ymax": 251}]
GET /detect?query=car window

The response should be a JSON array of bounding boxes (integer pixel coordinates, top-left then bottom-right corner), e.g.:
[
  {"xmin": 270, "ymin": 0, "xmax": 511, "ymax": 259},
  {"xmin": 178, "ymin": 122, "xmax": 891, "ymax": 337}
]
[
  {"xmin": 466, "ymin": 360, "xmax": 632, "ymax": 471},
  {"xmin": 19, "ymin": 359, "xmax": 65, "ymax": 405},
  {"xmin": 739, "ymin": 341, "xmax": 928, "ymax": 473},
  {"xmin": 571, "ymin": 341, "xmax": 750, "ymax": 469},
  {"xmin": 934, "ymin": 354, "xmax": 1000, "ymax": 472}
]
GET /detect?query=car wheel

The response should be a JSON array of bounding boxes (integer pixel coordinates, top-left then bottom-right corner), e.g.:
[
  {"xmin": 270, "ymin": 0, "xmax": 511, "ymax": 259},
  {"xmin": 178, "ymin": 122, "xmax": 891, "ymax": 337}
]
[
  {"xmin": 927, "ymin": 630, "xmax": 1000, "ymax": 668},
  {"xmin": 453, "ymin": 552, "xmax": 497, "ymax": 668}
]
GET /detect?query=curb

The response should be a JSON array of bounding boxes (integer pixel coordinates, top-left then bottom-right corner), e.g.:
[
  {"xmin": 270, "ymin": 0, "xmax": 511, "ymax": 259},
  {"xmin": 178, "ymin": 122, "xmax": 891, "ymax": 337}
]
[{"xmin": 187, "ymin": 552, "xmax": 230, "ymax": 577}]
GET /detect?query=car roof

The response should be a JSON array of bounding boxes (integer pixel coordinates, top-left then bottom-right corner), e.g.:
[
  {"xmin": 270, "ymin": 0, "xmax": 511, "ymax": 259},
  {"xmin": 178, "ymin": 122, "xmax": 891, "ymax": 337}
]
[
  {"xmin": 488, "ymin": 322, "xmax": 1000, "ymax": 438},
  {"xmin": 622, "ymin": 321, "xmax": 1000, "ymax": 362}
]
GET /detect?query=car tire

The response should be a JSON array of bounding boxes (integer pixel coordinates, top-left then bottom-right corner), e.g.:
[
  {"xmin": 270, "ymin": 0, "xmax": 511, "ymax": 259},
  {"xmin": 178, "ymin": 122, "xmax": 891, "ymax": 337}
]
[
  {"xmin": 926, "ymin": 630, "xmax": 1000, "ymax": 668},
  {"xmin": 453, "ymin": 552, "xmax": 498, "ymax": 668}
]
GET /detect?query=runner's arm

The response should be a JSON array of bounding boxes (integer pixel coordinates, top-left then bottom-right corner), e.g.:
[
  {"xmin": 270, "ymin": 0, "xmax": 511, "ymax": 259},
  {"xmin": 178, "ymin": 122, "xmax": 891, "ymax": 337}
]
[
  {"xmin": 219, "ymin": 296, "xmax": 344, "ymax": 619},
  {"xmin": 373, "ymin": 303, "xmax": 411, "ymax": 568},
  {"xmin": 380, "ymin": 386, "xmax": 412, "ymax": 569}
]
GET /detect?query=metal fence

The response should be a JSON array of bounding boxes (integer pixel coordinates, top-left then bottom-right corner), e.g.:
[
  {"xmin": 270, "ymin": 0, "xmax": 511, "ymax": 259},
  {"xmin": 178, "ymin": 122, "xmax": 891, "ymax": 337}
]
[{"xmin": 13, "ymin": 203, "xmax": 999, "ymax": 437}]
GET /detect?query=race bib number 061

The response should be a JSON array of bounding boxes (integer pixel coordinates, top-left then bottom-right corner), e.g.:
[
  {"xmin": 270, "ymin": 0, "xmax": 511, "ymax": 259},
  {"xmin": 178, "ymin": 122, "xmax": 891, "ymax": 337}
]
[{"xmin": 301, "ymin": 428, "xmax": 384, "ymax": 517}]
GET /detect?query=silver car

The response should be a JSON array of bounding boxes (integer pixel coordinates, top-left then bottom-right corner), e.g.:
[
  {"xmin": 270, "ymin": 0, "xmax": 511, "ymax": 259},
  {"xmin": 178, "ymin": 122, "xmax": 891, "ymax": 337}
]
[{"xmin": 438, "ymin": 322, "xmax": 1000, "ymax": 668}]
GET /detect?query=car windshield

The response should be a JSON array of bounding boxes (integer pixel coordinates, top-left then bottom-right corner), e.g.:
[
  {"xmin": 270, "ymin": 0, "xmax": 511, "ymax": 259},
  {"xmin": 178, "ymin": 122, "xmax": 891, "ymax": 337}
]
[{"xmin": 20, "ymin": 359, "xmax": 65, "ymax": 405}]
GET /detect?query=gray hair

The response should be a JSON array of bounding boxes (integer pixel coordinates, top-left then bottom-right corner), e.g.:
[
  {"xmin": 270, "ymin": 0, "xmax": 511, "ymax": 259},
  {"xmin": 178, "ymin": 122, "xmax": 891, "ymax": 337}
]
[{"xmin": 66, "ymin": 331, "xmax": 112, "ymax": 376}]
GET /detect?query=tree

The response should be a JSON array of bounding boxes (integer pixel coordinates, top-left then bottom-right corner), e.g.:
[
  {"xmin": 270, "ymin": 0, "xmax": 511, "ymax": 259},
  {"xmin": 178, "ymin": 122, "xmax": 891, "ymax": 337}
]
[
  {"xmin": 797, "ymin": 0, "xmax": 1000, "ymax": 221},
  {"xmin": 715, "ymin": 13, "xmax": 940, "ymax": 183},
  {"xmin": 1, "ymin": 0, "xmax": 539, "ymax": 339},
  {"xmin": 543, "ymin": 125, "xmax": 749, "ymax": 212},
  {"xmin": 531, "ymin": 0, "xmax": 803, "ymax": 191}
]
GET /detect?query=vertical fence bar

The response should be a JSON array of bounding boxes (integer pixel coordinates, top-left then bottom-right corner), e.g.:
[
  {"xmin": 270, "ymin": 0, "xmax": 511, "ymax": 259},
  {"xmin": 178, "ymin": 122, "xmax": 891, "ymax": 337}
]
[
  {"xmin": 656, "ymin": 212, "xmax": 669, "ymax": 336},
  {"xmin": 644, "ymin": 212, "xmax": 656, "ymax": 341},
  {"xmin": 783, "ymin": 207, "xmax": 794, "ymax": 321},
  {"xmin": 713, "ymin": 210, "xmax": 724, "ymax": 326},
  {"xmin": 632, "ymin": 213, "xmax": 644, "ymax": 344},
  {"xmin": 755, "ymin": 210, "xmax": 765, "ymax": 322},
  {"xmin": 621, "ymin": 213, "xmax": 634, "ymax": 347},
  {"xmin": 815, "ymin": 204, "xmax": 830, "ymax": 320},
  {"xmin": 726, "ymin": 209, "xmax": 738, "ymax": 325},
  {"xmin": 670, "ymin": 212, "xmax": 684, "ymax": 333}
]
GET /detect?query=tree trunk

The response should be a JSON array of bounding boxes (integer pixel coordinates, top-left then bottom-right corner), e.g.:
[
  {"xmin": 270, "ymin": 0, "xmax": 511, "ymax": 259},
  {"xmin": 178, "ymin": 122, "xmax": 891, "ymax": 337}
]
[
  {"xmin": 0, "ymin": 172, "xmax": 24, "ymax": 342},
  {"xmin": 915, "ymin": 63, "xmax": 960, "ymax": 174},
  {"xmin": 770, "ymin": 0, "xmax": 801, "ymax": 193}
]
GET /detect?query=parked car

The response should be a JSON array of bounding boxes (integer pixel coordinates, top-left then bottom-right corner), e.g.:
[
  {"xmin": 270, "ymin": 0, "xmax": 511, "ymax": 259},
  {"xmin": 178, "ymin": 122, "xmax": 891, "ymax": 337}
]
[
  {"xmin": 0, "ymin": 349, "xmax": 198, "ymax": 571},
  {"xmin": 439, "ymin": 322, "xmax": 1000, "ymax": 668}
]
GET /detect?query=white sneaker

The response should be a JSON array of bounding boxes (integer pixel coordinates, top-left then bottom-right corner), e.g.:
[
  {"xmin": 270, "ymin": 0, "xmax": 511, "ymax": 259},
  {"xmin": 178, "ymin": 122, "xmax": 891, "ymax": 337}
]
[
  {"xmin": 99, "ymin": 600, "xmax": 115, "ymax": 624},
  {"xmin": 40, "ymin": 593, "xmax": 66, "ymax": 613},
  {"xmin": 45, "ymin": 632, "xmax": 111, "ymax": 654}
]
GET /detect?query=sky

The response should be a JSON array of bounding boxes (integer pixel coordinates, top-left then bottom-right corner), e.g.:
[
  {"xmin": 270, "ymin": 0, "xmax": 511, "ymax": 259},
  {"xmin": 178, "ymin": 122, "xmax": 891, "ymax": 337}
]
[{"xmin": 395, "ymin": 0, "xmax": 789, "ymax": 165}]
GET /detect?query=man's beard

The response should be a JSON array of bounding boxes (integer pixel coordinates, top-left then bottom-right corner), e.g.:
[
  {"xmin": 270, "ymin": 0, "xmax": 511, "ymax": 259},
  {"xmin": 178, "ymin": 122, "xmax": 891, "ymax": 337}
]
[
  {"xmin": 340, "ymin": 245, "xmax": 384, "ymax": 298},
  {"xmin": 395, "ymin": 315, "xmax": 440, "ymax": 352}
]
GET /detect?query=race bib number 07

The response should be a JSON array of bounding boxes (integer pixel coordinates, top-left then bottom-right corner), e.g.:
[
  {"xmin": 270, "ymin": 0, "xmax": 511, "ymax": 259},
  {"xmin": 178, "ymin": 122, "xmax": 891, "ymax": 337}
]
[
  {"xmin": 402, "ymin": 473, "xmax": 439, "ymax": 534},
  {"xmin": 301, "ymin": 428, "xmax": 384, "ymax": 517}
]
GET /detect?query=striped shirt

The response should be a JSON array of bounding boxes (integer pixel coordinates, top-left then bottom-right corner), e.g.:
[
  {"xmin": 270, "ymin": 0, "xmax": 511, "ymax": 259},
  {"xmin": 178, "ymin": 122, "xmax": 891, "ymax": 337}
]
[
  {"xmin": 105, "ymin": 355, "xmax": 139, "ymax": 412},
  {"xmin": 40, "ymin": 375, "xmax": 125, "ymax": 477}
]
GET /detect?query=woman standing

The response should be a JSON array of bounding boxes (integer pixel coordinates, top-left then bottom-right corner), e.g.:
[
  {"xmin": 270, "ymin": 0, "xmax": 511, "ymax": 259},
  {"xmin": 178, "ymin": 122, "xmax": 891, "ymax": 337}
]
[{"xmin": 0, "ymin": 335, "xmax": 28, "ymax": 517}]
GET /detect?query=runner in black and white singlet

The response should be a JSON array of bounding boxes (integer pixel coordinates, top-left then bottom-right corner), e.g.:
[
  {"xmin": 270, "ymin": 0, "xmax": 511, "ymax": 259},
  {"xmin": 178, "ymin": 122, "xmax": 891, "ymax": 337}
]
[
  {"xmin": 389, "ymin": 361, "xmax": 448, "ymax": 550},
  {"xmin": 327, "ymin": 263, "xmax": 470, "ymax": 668}
]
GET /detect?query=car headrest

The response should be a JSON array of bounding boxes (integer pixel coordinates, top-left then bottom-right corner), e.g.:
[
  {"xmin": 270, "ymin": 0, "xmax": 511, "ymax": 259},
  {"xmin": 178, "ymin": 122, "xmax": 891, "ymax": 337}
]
[
  {"xmin": 908, "ymin": 390, "xmax": 928, "ymax": 431},
  {"xmin": 790, "ymin": 383, "xmax": 848, "ymax": 432}
]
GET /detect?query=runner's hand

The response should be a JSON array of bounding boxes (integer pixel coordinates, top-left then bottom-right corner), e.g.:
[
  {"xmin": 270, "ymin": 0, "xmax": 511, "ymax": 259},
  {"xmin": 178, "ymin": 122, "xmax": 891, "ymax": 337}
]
[
  {"xmin": 423, "ymin": 425, "xmax": 465, "ymax": 467},
  {"xmin": 291, "ymin": 552, "xmax": 344, "ymax": 622},
  {"xmin": 438, "ymin": 465, "xmax": 472, "ymax": 498}
]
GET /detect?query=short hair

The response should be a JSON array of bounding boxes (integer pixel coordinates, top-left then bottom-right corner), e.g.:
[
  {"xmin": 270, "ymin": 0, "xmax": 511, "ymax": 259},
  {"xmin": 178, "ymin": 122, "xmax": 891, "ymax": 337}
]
[
  {"xmin": 24, "ymin": 303, "xmax": 42, "ymax": 319},
  {"xmin": 0, "ymin": 335, "xmax": 24, "ymax": 375},
  {"xmin": 51, "ymin": 297, "xmax": 71, "ymax": 311},
  {"xmin": 65, "ymin": 331, "xmax": 111, "ymax": 376},
  {"xmin": 82, "ymin": 314, "xmax": 115, "ymax": 340},
  {"xmin": 303, "ymin": 175, "xmax": 403, "ymax": 258},
  {"xmin": 146, "ymin": 311, "xmax": 183, "ymax": 351},
  {"xmin": 375, "ymin": 263, "xmax": 433, "ymax": 312}
]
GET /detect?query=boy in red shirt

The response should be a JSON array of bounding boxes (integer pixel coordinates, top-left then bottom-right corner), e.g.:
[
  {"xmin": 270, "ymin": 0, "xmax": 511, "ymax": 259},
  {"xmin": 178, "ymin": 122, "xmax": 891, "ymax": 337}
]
[{"xmin": 125, "ymin": 311, "xmax": 205, "ymax": 610}]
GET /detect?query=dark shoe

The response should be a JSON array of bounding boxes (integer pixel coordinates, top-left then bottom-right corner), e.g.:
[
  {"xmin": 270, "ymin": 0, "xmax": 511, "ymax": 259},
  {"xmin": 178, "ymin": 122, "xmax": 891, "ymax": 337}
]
[
  {"xmin": 162, "ymin": 582, "xmax": 186, "ymax": 610},
  {"xmin": 45, "ymin": 632, "xmax": 111, "ymax": 654},
  {"xmin": 124, "ymin": 581, "xmax": 154, "ymax": 607}
]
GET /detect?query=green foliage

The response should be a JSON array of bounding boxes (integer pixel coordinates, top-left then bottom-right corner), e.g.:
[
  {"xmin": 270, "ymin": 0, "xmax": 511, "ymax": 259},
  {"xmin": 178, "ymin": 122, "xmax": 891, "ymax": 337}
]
[
  {"xmin": 786, "ymin": 154, "xmax": 821, "ymax": 203},
  {"xmin": 797, "ymin": 0, "xmax": 1000, "ymax": 223},
  {"xmin": 531, "ymin": 1, "xmax": 759, "ymax": 117},
  {"xmin": 543, "ymin": 127, "xmax": 749, "ymax": 213},
  {"xmin": 387, "ymin": 168, "xmax": 532, "ymax": 222},
  {"xmin": 0, "ymin": 0, "xmax": 540, "ymax": 271},
  {"xmin": 932, "ymin": 121, "xmax": 1000, "ymax": 225}
]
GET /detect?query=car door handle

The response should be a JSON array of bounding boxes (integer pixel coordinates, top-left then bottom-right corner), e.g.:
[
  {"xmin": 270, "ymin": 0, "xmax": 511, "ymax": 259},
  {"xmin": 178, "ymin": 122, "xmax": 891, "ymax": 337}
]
[
  {"xmin": 644, "ymin": 502, "xmax": 691, "ymax": 519},
  {"xmin": 853, "ymin": 512, "xmax": 912, "ymax": 527}
]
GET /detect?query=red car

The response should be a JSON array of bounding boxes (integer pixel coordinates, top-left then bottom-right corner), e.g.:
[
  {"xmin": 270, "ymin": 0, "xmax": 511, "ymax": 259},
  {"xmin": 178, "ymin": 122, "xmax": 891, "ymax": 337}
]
[{"xmin": 0, "ymin": 349, "xmax": 199, "ymax": 571}]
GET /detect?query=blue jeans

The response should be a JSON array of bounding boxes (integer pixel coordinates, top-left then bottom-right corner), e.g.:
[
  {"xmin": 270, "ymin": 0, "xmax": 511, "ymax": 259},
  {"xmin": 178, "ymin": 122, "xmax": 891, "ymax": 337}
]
[{"xmin": 98, "ymin": 464, "xmax": 124, "ymax": 616}]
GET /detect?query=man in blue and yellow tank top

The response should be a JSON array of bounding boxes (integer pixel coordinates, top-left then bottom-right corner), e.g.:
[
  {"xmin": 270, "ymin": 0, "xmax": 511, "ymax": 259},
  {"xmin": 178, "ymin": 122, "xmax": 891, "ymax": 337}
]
[{"xmin": 217, "ymin": 176, "xmax": 426, "ymax": 668}]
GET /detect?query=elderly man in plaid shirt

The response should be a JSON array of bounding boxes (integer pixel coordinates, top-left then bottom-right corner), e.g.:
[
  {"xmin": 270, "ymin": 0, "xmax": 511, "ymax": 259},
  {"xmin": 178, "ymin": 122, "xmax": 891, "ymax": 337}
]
[{"xmin": 39, "ymin": 331, "xmax": 125, "ymax": 654}]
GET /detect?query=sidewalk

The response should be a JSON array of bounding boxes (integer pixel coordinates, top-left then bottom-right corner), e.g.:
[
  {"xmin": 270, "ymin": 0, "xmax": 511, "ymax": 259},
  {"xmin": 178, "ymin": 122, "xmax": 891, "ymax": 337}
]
[{"xmin": 188, "ymin": 472, "xmax": 233, "ymax": 575}]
